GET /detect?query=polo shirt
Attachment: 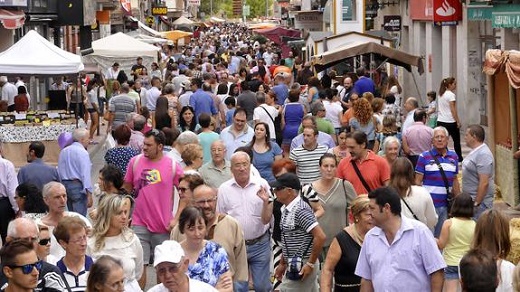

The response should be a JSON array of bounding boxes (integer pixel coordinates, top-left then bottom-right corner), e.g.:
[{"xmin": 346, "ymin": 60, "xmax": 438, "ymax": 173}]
[
  {"xmin": 336, "ymin": 151, "xmax": 390, "ymax": 195},
  {"xmin": 199, "ymin": 160, "xmax": 233, "ymax": 189},
  {"xmin": 281, "ymin": 196, "xmax": 318, "ymax": 260},
  {"xmin": 219, "ymin": 125, "xmax": 254, "ymax": 160},
  {"xmin": 403, "ymin": 122, "xmax": 433, "ymax": 155},
  {"xmin": 57, "ymin": 256, "xmax": 93, "ymax": 292},
  {"xmin": 355, "ymin": 216, "xmax": 446, "ymax": 291},
  {"xmin": 461, "ymin": 143, "xmax": 494, "ymax": 201},
  {"xmin": 189, "ymin": 89, "xmax": 218, "ymax": 123},
  {"xmin": 109, "ymin": 94, "xmax": 136, "ymax": 128},
  {"xmin": 415, "ymin": 148, "xmax": 459, "ymax": 207},
  {"xmin": 290, "ymin": 144, "xmax": 329, "ymax": 185}
]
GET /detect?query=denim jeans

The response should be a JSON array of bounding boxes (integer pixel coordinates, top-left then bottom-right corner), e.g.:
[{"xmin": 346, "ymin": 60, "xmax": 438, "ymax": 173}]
[
  {"xmin": 62, "ymin": 180, "xmax": 87, "ymax": 217},
  {"xmin": 434, "ymin": 206, "xmax": 448, "ymax": 238},
  {"xmin": 245, "ymin": 233, "xmax": 272, "ymax": 292},
  {"xmin": 233, "ymin": 281, "xmax": 249, "ymax": 292},
  {"xmin": 132, "ymin": 225, "xmax": 170, "ymax": 265},
  {"xmin": 473, "ymin": 196, "xmax": 493, "ymax": 221}
]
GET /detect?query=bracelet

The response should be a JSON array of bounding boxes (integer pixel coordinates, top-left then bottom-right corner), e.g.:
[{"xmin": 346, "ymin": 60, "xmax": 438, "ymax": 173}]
[{"xmin": 305, "ymin": 262, "xmax": 315, "ymax": 269}]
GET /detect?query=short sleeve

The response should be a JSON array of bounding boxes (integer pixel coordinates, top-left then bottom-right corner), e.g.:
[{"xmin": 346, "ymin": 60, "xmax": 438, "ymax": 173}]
[
  {"xmin": 301, "ymin": 184, "xmax": 319, "ymax": 203},
  {"xmin": 213, "ymin": 243, "xmax": 231, "ymax": 277},
  {"xmin": 295, "ymin": 205, "xmax": 318, "ymax": 233},
  {"xmin": 415, "ymin": 153, "xmax": 427, "ymax": 175},
  {"xmin": 354, "ymin": 239, "xmax": 372, "ymax": 280},
  {"xmin": 271, "ymin": 142, "xmax": 282, "ymax": 156},
  {"xmin": 108, "ymin": 98, "xmax": 115, "ymax": 112}
]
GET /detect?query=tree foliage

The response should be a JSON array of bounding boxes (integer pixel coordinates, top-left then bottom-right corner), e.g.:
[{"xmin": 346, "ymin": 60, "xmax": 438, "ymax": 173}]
[{"xmin": 199, "ymin": 0, "xmax": 273, "ymax": 19}]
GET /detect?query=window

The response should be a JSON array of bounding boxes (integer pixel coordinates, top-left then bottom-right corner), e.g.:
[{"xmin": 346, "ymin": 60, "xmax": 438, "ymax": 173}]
[{"xmin": 342, "ymin": 0, "xmax": 356, "ymax": 21}]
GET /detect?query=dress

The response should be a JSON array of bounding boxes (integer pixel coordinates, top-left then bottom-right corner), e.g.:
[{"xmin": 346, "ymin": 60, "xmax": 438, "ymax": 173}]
[
  {"xmin": 334, "ymin": 230, "xmax": 362, "ymax": 292},
  {"xmin": 282, "ymin": 103, "xmax": 304, "ymax": 145},
  {"xmin": 188, "ymin": 241, "xmax": 230, "ymax": 287},
  {"xmin": 252, "ymin": 142, "xmax": 282, "ymax": 182},
  {"xmin": 104, "ymin": 146, "xmax": 140, "ymax": 176}
]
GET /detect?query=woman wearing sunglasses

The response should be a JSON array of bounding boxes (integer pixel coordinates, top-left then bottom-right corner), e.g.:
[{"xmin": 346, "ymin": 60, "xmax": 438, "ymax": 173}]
[
  {"xmin": 35, "ymin": 225, "xmax": 57, "ymax": 265},
  {"xmin": 88, "ymin": 195, "xmax": 143, "ymax": 291}
]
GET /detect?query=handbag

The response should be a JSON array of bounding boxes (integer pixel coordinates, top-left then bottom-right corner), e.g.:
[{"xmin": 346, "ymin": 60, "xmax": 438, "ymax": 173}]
[
  {"xmin": 401, "ymin": 196, "xmax": 419, "ymax": 220},
  {"xmin": 429, "ymin": 150, "xmax": 455, "ymax": 213},
  {"xmin": 350, "ymin": 160, "xmax": 371, "ymax": 193}
]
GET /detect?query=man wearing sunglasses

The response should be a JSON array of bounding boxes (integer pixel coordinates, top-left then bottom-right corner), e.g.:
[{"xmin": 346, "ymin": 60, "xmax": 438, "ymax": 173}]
[
  {"xmin": 0, "ymin": 239, "xmax": 40, "ymax": 292},
  {"xmin": 0, "ymin": 218, "xmax": 69, "ymax": 292}
]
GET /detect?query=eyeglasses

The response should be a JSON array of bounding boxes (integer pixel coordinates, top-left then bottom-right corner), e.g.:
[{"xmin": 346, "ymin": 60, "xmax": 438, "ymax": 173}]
[
  {"xmin": 38, "ymin": 238, "xmax": 51, "ymax": 246},
  {"xmin": 193, "ymin": 197, "xmax": 217, "ymax": 205},
  {"xmin": 8, "ymin": 261, "xmax": 42, "ymax": 274},
  {"xmin": 69, "ymin": 235, "xmax": 87, "ymax": 244},
  {"xmin": 157, "ymin": 263, "xmax": 182, "ymax": 276}
]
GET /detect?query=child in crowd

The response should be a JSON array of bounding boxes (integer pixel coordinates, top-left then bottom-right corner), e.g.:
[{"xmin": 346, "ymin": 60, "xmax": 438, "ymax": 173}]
[{"xmin": 426, "ymin": 90, "xmax": 437, "ymax": 128}]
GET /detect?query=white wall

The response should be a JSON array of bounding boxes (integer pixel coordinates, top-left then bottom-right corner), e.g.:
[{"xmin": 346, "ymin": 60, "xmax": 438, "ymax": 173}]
[{"xmin": 334, "ymin": 0, "xmax": 364, "ymax": 34}]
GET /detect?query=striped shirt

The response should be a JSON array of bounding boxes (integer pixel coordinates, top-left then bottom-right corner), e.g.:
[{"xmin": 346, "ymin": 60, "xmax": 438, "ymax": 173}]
[
  {"xmin": 415, "ymin": 148, "xmax": 459, "ymax": 207},
  {"xmin": 109, "ymin": 94, "xmax": 136, "ymax": 128},
  {"xmin": 290, "ymin": 144, "xmax": 329, "ymax": 184},
  {"xmin": 56, "ymin": 256, "xmax": 93, "ymax": 292},
  {"xmin": 281, "ymin": 196, "xmax": 318, "ymax": 260}
]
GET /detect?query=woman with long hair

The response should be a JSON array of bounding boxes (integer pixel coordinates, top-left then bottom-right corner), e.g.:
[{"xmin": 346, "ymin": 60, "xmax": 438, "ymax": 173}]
[
  {"xmin": 154, "ymin": 95, "xmax": 173, "ymax": 130},
  {"xmin": 302, "ymin": 153, "xmax": 355, "ymax": 256},
  {"xmin": 162, "ymin": 83, "xmax": 178, "ymax": 129},
  {"xmin": 247, "ymin": 122, "xmax": 282, "ymax": 182},
  {"xmin": 472, "ymin": 209, "xmax": 515, "ymax": 292},
  {"xmin": 385, "ymin": 75, "xmax": 402, "ymax": 108},
  {"xmin": 178, "ymin": 105, "xmax": 201, "ymax": 132},
  {"xmin": 15, "ymin": 183, "xmax": 47, "ymax": 221},
  {"xmin": 389, "ymin": 157, "xmax": 437, "ymax": 229},
  {"xmin": 307, "ymin": 76, "xmax": 322, "ymax": 104},
  {"xmin": 349, "ymin": 98, "xmax": 378, "ymax": 151},
  {"xmin": 87, "ymin": 195, "xmax": 143, "ymax": 291},
  {"xmin": 437, "ymin": 77, "xmax": 462, "ymax": 161},
  {"xmin": 86, "ymin": 255, "xmax": 125, "ymax": 292},
  {"xmin": 320, "ymin": 195, "xmax": 374, "ymax": 292},
  {"xmin": 85, "ymin": 80, "xmax": 100, "ymax": 144}
]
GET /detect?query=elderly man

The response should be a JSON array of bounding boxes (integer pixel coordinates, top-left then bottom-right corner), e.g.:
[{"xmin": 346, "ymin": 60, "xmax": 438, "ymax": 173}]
[
  {"xmin": 128, "ymin": 113, "xmax": 146, "ymax": 151},
  {"xmin": 166, "ymin": 130, "xmax": 199, "ymax": 166},
  {"xmin": 57, "ymin": 128, "xmax": 92, "ymax": 216},
  {"xmin": 0, "ymin": 76, "xmax": 18, "ymax": 112},
  {"xmin": 217, "ymin": 152, "xmax": 273, "ymax": 292},
  {"xmin": 0, "ymin": 138, "xmax": 18, "ymax": 244},
  {"xmin": 171, "ymin": 184, "xmax": 248, "ymax": 291},
  {"xmin": 123, "ymin": 129, "xmax": 183, "ymax": 288},
  {"xmin": 290, "ymin": 125, "xmax": 329, "ymax": 185},
  {"xmin": 401, "ymin": 97, "xmax": 419, "ymax": 134},
  {"xmin": 37, "ymin": 182, "xmax": 91, "ymax": 261},
  {"xmin": 402, "ymin": 109, "xmax": 434, "ymax": 167},
  {"xmin": 220, "ymin": 108, "xmax": 254, "ymax": 160},
  {"xmin": 148, "ymin": 240, "xmax": 217, "ymax": 292},
  {"xmin": 415, "ymin": 126, "xmax": 460, "ymax": 238},
  {"xmin": 0, "ymin": 218, "xmax": 69, "ymax": 292},
  {"xmin": 271, "ymin": 173, "xmax": 326, "ymax": 292},
  {"xmin": 199, "ymin": 140, "xmax": 232, "ymax": 189},
  {"xmin": 18, "ymin": 142, "xmax": 59, "ymax": 191},
  {"xmin": 337, "ymin": 131, "xmax": 390, "ymax": 195},
  {"xmin": 355, "ymin": 187, "xmax": 446, "ymax": 291},
  {"xmin": 462, "ymin": 125, "xmax": 494, "ymax": 219}
]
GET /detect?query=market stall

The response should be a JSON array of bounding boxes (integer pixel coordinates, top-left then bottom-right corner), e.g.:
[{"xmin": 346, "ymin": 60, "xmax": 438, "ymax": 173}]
[
  {"xmin": 253, "ymin": 26, "xmax": 301, "ymax": 58},
  {"xmin": 483, "ymin": 49, "xmax": 520, "ymax": 207},
  {"xmin": 0, "ymin": 30, "xmax": 85, "ymax": 167}
]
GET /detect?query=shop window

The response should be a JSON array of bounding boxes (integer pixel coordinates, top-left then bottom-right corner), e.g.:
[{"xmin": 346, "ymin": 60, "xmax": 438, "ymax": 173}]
[{"xmin": 342, "ymin": 0, "xmax": 356, "ymax": 21}]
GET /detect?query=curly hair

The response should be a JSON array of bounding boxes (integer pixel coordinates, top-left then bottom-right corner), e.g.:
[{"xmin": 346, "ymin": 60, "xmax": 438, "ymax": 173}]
[{"xmin": 352, "ymin": 98, "xmax": 373, "ymax": 125}]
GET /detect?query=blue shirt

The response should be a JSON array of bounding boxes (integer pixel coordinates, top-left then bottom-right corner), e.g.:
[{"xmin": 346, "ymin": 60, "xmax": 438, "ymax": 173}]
[
  {"xmin": 252, "ymin": 142, "xmax": 282, "ymax": 182},
  {"xmin": 415, "ymin": 148, "xmax": 459, "ymax": 207},
  {"xmin": 190, "ymin": 89, "xmax": 217, "ymax": 122},
  {"xmin": 353, "ymin": 76, "xmax": 376, "ymax": 95},
  {"xmin": 57, "ymin": 142, "xmax": 93, "ymax": 193},
  {"xmin": 225, "ymin": 109, "xmax": 235, "ymax": 127},
  {"xmin": 290, "ymin": 131, "xmax": 336, "ymax": 152},
  {"xmin": 272, "ymin": 83, "xmax": 289, "ymax": 105},
  {"xmin": 220, "ymin": 125, "xmax": 254, "ymax": 160},
  {"xmin": 17, "ymin": 158, "xmax": 60, "ymax": 190}
]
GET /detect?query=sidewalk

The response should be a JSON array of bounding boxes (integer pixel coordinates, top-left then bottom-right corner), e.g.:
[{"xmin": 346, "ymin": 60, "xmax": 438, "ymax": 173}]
[{"xmin": 86, "ymin": 118, "xmax": 109, "ymax": 160}]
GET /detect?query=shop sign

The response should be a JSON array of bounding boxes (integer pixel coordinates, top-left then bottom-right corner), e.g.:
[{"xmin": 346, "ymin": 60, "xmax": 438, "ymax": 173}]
[
  {"xmin": 409, "ymin": 0, "xmax": 433, "ymax": 21},
  {"xmin": 152, "ymin": 5, "xmax": 168, "ymax": 16},
  {"xmin": 467, "ymin": 5, "xmax": 493, "ymax": 21},
  {"xmin": 433, "ymin": 0, "xmax": 462, "ymax": 24},
  {"xmin": 294, "ymin": 11, "xmax": 322, "ymax": 31},
  {"xmin": 492, "ymin": 12, "xmax": 520, "ymax": 28},
  {"xmin": 383, "ymin": 15, "xmax": 401, "ymax": 31}
]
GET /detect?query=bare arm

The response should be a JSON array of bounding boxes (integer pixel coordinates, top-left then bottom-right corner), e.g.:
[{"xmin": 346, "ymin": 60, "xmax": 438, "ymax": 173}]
[
  {"xmin": 449, "ymin": 101, "xmax": 460, "ymax": 127},
  {"xmin": 474, "ymin": 173, "xmax": 490, "ymax": 205},
  {"xmin": 430, "ymin": 269, "xmax": 444, "ymax": 292},
  {"xmin": 436, "ymin": 219, "xmax": 451, "ymax": 249},
  {"xmin": 415, "ymin": 173, "xmax": 424, "ymax": 186},
  {"xmin": 300, "ymin": 225, "xmax": 326, "ymax": 280},
  {"xmin": 123, "ymin": 182, "xmax": 133, "ymax": 194},
  {"xmin": 402, "ymin": 135, "xmax": 411, "ymax": 155},
  {"xmin": 360, "ymin": 279, "xmax": 374, "ymax": 292},
  {"xmin": 320, "ymin": 238, "xmax": 342, "ymax": 292},
  {"xmin": 257, "ymin": 186, "xmax": 273, "ymax": 224},
  {"xmin": 452, "ymin": 177, "xmax": 461, "ymax": 196}
]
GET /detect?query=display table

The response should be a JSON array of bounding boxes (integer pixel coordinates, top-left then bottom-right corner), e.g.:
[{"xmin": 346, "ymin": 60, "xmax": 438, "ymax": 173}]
[{"xmin": 0, "ymin": 123, "xmax": 82, "ymax": 168}]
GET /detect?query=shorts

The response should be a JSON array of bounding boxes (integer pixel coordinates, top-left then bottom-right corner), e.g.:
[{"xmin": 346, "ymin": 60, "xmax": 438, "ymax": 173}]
[
  {"xmin": 444, "ymin": 265, "xmax": 459, "ymax": 280},
  {"xmin": 87, "ymin": 108, "xmax": 98, "ymax": 114}
]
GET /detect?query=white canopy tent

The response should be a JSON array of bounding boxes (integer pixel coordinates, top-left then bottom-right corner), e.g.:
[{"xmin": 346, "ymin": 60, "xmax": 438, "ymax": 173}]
[
  {"xmin": 82, "ymin": 32, "xmax": 160, "ymax": 74},
  {"xmin": 0, "ymin": 30, "xmax": 84, "ymax": 75}
]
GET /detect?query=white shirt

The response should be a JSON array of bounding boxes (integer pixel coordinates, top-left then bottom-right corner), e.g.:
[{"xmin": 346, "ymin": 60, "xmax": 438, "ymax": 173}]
[
  {"xmin": 401, "ymin": 109, "xmax": 416, "ymax": 134},
  {"xmin": 2, "ymin": 82, "xmax": 17, "ymax": 106},
  {"xmin": 437, "ymin": 90, "xmax": 456, "ymax": 123},
  {"xmin": 323, "ymin": 100, "xmax": 343, "ymax": 128},
  {"xmin": 253, "ymin": 104, "xmax": 279, "ymax": 139},
  {"xmin": 147, "ymin": 278, "xmax": 218, "ymax": 292},
  {"xmin": 146, "ymin": 87, "xmax": 161, "ymax": 111},
  {"xmin": 105, "ymin": 67, "xmax": 120, "ymax": 80}
]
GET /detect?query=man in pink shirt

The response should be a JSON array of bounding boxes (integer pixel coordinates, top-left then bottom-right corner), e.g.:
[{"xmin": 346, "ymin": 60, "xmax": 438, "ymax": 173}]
[
  {"xmin": 402, "ymin": 109, "xmax": 433, "ymax": 167},
  {"xmin": 124, "ymin": 129, "xmax": 183, "ymax": 288}
]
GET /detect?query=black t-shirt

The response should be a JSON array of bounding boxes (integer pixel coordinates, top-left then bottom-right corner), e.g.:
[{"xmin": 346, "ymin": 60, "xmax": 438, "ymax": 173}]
[{"xmin": 131, "ymin": 64, "xmax": 146, "ymax": 77}]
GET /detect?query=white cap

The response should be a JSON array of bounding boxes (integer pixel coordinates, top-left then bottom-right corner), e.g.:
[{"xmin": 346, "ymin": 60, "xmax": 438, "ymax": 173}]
[{"xmin": 153, "ymin": 240, "xmax": 185, "ymax": 267}]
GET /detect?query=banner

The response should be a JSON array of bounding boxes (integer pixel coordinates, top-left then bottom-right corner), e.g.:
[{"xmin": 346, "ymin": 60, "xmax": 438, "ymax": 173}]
[{"xmin": 433, "ymin": 0, "xmax": 462, "ymax": 23}]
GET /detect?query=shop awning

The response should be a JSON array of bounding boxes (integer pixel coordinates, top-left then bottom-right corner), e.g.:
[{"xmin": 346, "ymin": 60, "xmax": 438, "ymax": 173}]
[
  {"xmin": 159, "ymin": 30, "xmax": 193, "ymax": 41},
  {"xmin": 0, "ymin": 9, "xmax": 25, "ymax": 29}
]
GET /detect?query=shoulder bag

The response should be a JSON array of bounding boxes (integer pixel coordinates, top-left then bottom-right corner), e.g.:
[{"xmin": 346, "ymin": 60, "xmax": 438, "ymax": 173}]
[
  {"xmin": 350, "ymin": 160, "xmax": 371, "ymax": 193},
  {"xmin": 429, "ymin": 150, "xmax": 454, "ymax": 213},
  {"xmin": 401, "ymin": 196, "xmax": 419, "ymax": 220}
]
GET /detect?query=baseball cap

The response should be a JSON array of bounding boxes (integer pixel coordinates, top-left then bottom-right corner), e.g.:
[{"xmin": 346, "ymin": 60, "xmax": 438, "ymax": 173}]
[
  {"xmin": 269, "ymin": 173, "xmax": 301, "ymax": 191},
  {"xmin": 153, "ymin": 240, "xmax": 185, "ymax": 267}
]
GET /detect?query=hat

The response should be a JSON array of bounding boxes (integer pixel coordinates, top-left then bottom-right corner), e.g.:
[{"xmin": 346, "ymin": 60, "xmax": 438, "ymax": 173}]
[
  {"xmin": 310, "ymin": 101, "xmax": 325, "ymax": 115},
  {"xmin": 153, "ymin": 240, "xmax": 185, "ymax": 267},
  {"xmin": 181, "ymin": 80, "xmax": 192, "ymax": 89},
  {"xmin": 269, "ymin": 173, "xmax": 301, "ymax": 191},
  {"xmin": 112, "ymin": 62, "xmax": 120, "ymax": 67}
]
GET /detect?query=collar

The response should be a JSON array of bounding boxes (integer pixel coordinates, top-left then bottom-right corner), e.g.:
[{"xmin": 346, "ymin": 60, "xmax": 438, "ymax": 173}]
[
  {"xmin": 469, "ymin": 143, "xmax": 486, "ymax": 156},
  {"xmin": 371, "ymin": 216, "xmax": 414, "ymax": 245},
  {"xmin": 230, "ymin": 177, "xmax": 257, "ymax": 189},
  {"xmin": 430, "ymin": 147, "xmax": 447, "ymax": 158},
  {"xmin": 131, "ymin": 130, "xmax": 144, "ymax": 136},
  {"xmin": 209, "ymin": 160, "xmax": 229, "ymax": 170},
  {"xmin": 281, "ymin": 195, "xmax": 301, "ymax": 213}
]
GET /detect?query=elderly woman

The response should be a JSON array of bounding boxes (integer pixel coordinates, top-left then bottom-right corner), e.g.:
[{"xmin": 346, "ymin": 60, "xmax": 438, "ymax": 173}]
[
  {"xmin": 178, "ymin": 206, "xmax": 232, "ymax": 291},
  {"xmin": 54, "ymin": 216, "xmax": 92, "ymax": 292},
  {"xmin": 320, "ymin": 195, "xmax": 374, "ymax": 292},
  {"xmin": 88, "ymin": 195, "xmax": 143, "ymax": 291},
  {"xmin": 182, "ymin": 144, "xmax": 205, "ymax": 174},
  {"xmin": 380, "ymin": 136, "xmax": 401, "ymax": 167},
  {"xmin": 104, "ymin": 124, "xmax": 140, "ymax": 176},
  {"xmin": 86, "ymin": 255, "xmax": 125, "ymax": 292}
]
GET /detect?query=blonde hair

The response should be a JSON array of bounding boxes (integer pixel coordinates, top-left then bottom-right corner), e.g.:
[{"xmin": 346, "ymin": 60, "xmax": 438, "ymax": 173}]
[
  {"xmin": 91, "ymin": 195, "xmax": 134, "ymax": 251},
  {"xmin": 351, "ymin": 194, "xmax": 370, "ymax": 220}
]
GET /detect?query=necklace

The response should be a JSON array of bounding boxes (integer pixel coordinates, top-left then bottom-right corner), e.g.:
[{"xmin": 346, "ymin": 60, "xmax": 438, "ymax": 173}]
[{"xmin": 350, "ymin": 224, "xmax": 364, "ymax": 246}]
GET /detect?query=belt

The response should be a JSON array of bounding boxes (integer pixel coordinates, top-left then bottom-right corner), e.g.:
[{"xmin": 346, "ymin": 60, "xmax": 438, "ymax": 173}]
[
  {"xmin": 335, "ymin": 283, "xmax": 361, "ymax": 288},
  {"xmin": 62, "ymin": 179, "xmax": 81, "ymax": 182},
  {"xmin": 245, "ymin": 232, "xmax": 267, "ymax": 245}
]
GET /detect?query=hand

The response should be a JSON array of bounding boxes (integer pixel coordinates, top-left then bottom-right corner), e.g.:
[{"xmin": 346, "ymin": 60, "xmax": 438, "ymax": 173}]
[
  {"xmin": 215, "ymin": 274, "xmax": 232, "ymax": 291},
  {"xmin": 274, "ymin": 263, "xmax": 286, "ymax": 281},
  {"xmin": 257, "ymin": 186, "xmax": 270, "ymax": 203},
  {"xmin": 299, "ymin": 264, "xmax": 313, "ymax": 280},
  {"xmin": 168, "ymin": 218, "xmax": 177, "ymax": 231},
  {"xmin": 87, "ymin": 192, "xmax": 93, "ymax": 208},
  {"xmin": 456, "ymin": 121, "xmax": 461, "ymax": 128}
]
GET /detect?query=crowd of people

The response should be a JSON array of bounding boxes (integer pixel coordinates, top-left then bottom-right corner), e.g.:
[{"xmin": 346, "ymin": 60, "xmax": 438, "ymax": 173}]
[{"xmin": 0, "ymin": 21, "xmax": 514, "ymax": 292}]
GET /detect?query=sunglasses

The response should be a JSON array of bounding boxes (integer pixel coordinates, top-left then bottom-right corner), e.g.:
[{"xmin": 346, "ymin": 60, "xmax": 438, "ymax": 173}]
[
  {"xmin": 8, "ymin": 261, "xmax": 42, "ymax": 274},
  {"xmin": 38, "ymin": 238, "xmax": 51, "ymax": 246}
]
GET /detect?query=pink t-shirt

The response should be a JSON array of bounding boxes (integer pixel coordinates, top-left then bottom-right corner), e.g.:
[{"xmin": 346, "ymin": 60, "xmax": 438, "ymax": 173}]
[{"xmin": 125, "ymin": 155, "xmax": 183, "ymax": 233}]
